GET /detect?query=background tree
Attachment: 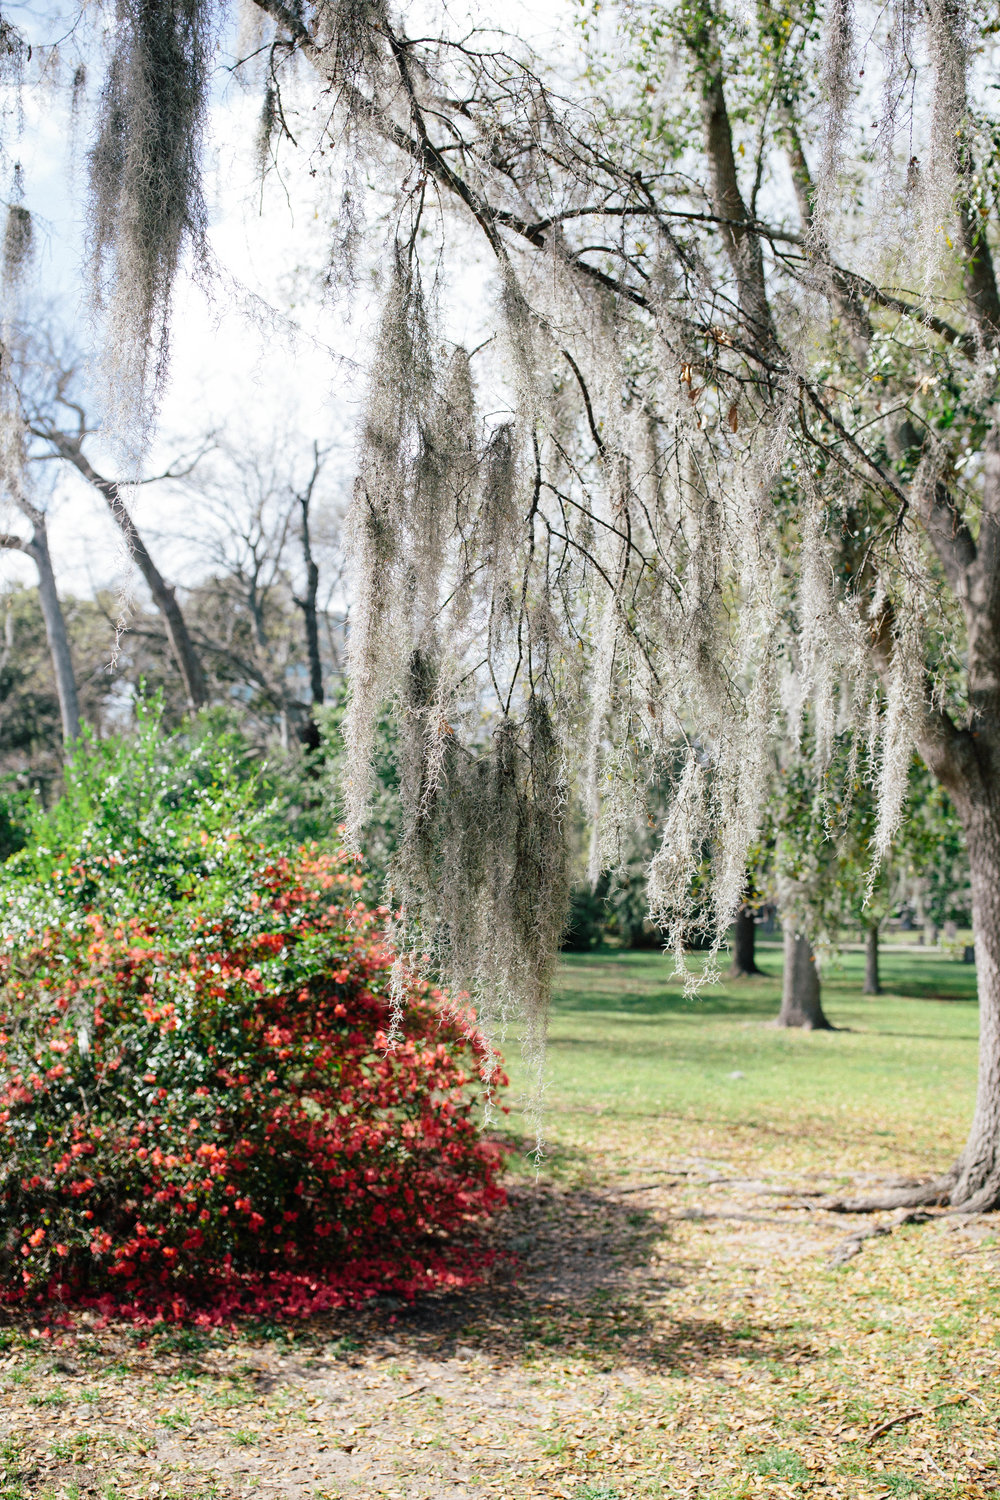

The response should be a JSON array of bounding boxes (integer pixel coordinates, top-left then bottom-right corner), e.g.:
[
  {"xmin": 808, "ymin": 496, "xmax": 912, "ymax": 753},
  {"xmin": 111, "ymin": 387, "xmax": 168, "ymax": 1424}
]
[
  {"xmin": 758, "ymin": 741, "xmax": 836, "ymax": 1030},
  {"xmin": 728, "ymin": 894, "xmax": 763, "ymax": 980},
  {"xmin": 0, "ymin": 496, "xmax": 80, "ymax": 756},
  {"xmin": 25, "ymin": 401, "xmax": 211, "ymax": 715},
  {"xmin": 175, "ymin": 438, "xmax": 346, "ymax": 748}
]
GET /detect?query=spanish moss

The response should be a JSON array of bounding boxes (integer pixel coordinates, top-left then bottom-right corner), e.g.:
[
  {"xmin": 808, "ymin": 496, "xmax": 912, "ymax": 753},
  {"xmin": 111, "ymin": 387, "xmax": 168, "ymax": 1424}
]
[{"xmin": 88, "ymin": 0, "xmax": 213, "ymax": 451}]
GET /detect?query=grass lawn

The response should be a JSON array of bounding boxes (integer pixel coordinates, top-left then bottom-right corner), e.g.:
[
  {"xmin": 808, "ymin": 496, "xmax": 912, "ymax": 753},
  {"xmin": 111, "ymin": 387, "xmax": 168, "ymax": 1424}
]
[
  {"xmin": 1, "ymin": 944, "xmax": 996, "ymax": 1500},
  {"xmin": 513, "ymin": 942, "xmax": 981, "ymax": 1182}
]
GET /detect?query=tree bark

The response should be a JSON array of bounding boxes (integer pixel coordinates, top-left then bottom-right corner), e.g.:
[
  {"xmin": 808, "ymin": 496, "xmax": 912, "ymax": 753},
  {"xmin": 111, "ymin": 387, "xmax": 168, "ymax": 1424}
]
[
  {"xmin": 728, "ymin": 904, "xmax": 760, "ymax": 977},
  {"xmin": 949, "ymin": 796, "xmax": 1000, "ymax": 1208},
  {"xmin": 833, "ymin": 793, "xmax": 1000, "ymax": 1213},
  {"xmin": 25, "ymin": 520, "xmax": 81, "ymax": 752},
  {"xmin": 776, "ymin": 922, "xmax": 831, "ymax": 1030},
  {"xmin": 863, "ymin": 922, "xmax": 881, "ymax": 996}
]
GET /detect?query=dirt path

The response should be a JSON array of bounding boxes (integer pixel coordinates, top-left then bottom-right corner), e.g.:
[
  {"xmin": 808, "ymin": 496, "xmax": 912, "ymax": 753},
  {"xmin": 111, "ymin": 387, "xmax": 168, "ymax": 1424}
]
[{"xmin": 2, "ymin": 1150, "xmax": 999, "ymax": 1499}]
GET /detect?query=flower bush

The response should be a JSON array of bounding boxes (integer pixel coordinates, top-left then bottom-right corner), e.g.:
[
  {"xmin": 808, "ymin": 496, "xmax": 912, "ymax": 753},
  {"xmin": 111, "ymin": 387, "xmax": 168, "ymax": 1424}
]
[{"xmin": 0, "ymin": 717, "xmax": 507, "ymax": 1322}]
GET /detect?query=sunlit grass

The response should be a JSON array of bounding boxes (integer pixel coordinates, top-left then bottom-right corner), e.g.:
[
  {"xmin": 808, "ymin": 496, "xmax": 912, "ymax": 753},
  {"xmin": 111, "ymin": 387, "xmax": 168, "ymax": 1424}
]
[{"xmin": 503, "ymin": 942, "xmax": 979, "ymax": 1179}]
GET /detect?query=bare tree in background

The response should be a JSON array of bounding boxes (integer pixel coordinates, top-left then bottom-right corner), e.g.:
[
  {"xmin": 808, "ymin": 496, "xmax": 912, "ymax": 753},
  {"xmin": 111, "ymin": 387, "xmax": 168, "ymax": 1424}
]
[
  {"xmin": 174, "ymin": 437, "xmax": 345, "ymax": 746},
  {"xmin": 0, "ymin": 493, "xmax": 80, "ymax": 754},
  {"xmin": 14, "ymin": 340, "xmax": 211, "ymax": 713},
  {"xmin": 295, "ymin": 442, "xmax": 328, "ymax": 752}
]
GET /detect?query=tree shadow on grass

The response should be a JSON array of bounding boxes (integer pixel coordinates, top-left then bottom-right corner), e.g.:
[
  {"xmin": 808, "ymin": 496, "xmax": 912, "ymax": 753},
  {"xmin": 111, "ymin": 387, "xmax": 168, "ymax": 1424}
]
[
  {"xmin": 296, "ymin": 1175, "xmax": 817, "ymax": 1381},
  {"xmin": 3, "ymin": 1178, "xmax": 816, "ymax": 1401},
  {"xmin": 551, "ymin": 987, "xmax": 784, "ymax": 1022}
]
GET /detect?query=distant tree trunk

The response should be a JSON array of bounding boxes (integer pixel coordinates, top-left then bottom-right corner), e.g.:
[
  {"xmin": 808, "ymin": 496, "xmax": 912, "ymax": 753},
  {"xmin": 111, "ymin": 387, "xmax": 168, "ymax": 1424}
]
[
  {"xmin": 729, "ymin": 904, "xmax": 760, "ymax": 977},
  {"xmin": 28, "ymin": 522, "xmax": 80, "ymax": 754},
  {"xmin": 1, "ymin": 511, "xmax": 81, "ymax": 755},
  {"xmin": 776, "ymin": 922, "xmax": 831, "ymax": 1030},
  {"xmin": 295, "ymin": 444, "xmax": 325, "ymax": 754},
  {"xmin": 0, "ymin": 525, "xmax": 80, "ymax": 761},
  {"xmin": 90, "ymin": 476, "xmax": 208, "ymax": 712},
  {"xmin": 863, "ymin": 922, "xmax": 881, "ymax": 995},
  {"xmin": 40, "ymin": 435, "xmax": 208, "ymax": 712}
]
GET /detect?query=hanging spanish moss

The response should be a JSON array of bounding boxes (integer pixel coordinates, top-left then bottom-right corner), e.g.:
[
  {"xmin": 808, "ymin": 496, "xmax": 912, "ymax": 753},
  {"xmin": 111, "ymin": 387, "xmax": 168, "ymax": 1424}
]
[
  {"xmin": 254, "ymin": 82, "xmax": 277, "ymax": 178},
  {"xmin": 88, "ymin": 0, "xmax": 213, "ymax": 451},
  {"xmin": 391, "ymin": 677, "xmax": 570, "ymax": 1149},
  {"xmin": 916, "ymin": 0, "xmax": 973, "ymax": 292},
  {"xmin": 343, "ymin": 249, "xmax": 433, "ymax": 848},
  {"xmin": 340, "ymin": 249, "xmax": 575, "ymax": 1142},
  {"xmin": 866, "ymin": 592, "xmax": 925, "ymax": 898},
  {"xmin": 0, "ymin": 345, "xmax": 25, "ymax": 504},
  {"xmin": 2, "ymin": 201, "xmax": 30, "ymax": 284},
  {"xmin": 815, "ymin": 0, "xmax": 854, "ymax": 220},
  {"xmin": 0, "ymin": 11, "xmax": 26, "ymax": 87},
  {"xmin": 313, "ymin": 0, "xmax": 387, "ymax": 86}
]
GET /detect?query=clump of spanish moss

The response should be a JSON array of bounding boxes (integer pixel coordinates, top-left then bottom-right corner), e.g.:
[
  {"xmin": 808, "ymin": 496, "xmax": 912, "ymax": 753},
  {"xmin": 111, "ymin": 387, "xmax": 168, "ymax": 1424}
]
[
  {"xmin": 0, "ymin": 14, "xmax": 26, "ymax": 83},
  {"xmin": 816, "ymin": 0, "xmax": 854, "ymax": 210},
  {"xmin": 314, "ymin": 0, "xmax": 387, "ymax": 85},
  {"xmin": 390, "ymin": 670, "xmax": 570, "ymax": 1152},
  {"xmin": 88, "ymin": 0, "xmax": 213, "ymax": 451},
  {"xmin": 2, "ymin": 202, "xmax": 31, "ymax": 284},
  {"xmin": 341, "ymin": 251, "xmax": 578, "ymax": 1140},
  {"xmin": 254, "ymin": 83, "xmax": 278, "ymax": 178},
  {"xmin": 866, "ymin": 580, "xmax": 926, "ymax": 899},
  {"xmin": 919, "ymin": 0, "xmax": 973, "ymax": 285},
  {"xmin": 343, "ymin": 250, "xmax": 433, "ymax": 847}
]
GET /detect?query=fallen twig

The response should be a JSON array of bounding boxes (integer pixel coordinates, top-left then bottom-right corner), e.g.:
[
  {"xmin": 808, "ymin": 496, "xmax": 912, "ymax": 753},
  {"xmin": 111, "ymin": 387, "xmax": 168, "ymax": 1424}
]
[
  {"xmin": 865, "ymin": 1406, "xmax": 924, "ymax": 1442},
  {"xmin": 677, "ymin": 1209, "xmax": 797, "ymax": 1224},
  {"xmin": 866, "ymin": 1394, "xmax": 969, "ymax": 1444},
  {"xmin": 613, "ymin": 1182, "xmax": 679, "ymax": 1195}
]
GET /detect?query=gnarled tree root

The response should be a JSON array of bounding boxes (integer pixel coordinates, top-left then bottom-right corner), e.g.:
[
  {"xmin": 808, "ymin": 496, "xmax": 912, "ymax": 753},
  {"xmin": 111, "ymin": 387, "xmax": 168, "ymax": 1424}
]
[
  {"xmin": 826, "ymin": 1173, "xmax": 957, "ymax": 1213},
  {"xmin": 828, "ymin": 1208, "xmax": 936, "ymax": 1265},
  {"xmin": 737, "ymin": 1164, "xmax": 1000, "ymax": 1263},
  {"xmin": 826, "ymin": 1162, "xmax": 1000, "ymax": 1220}
]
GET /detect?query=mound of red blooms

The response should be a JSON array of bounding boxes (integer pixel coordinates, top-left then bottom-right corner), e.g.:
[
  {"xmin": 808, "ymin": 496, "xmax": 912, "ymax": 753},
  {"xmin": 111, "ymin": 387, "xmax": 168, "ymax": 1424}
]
[{"xmin": 0, "ymin": 846, "xmax": 507, "ymax": 1323}]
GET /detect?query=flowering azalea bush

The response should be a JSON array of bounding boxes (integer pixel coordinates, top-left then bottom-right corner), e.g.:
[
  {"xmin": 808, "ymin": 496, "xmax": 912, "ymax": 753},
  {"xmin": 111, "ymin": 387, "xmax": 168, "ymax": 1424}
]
[{"xmin": 0, "ymin": 718, "xmax": 507, "ymax": 1322}]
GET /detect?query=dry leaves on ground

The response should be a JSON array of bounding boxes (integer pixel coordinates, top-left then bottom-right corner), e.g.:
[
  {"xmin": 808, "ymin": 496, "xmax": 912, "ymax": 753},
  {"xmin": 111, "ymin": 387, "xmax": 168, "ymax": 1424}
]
[{"xmin": 2, "ymin": 1130, "xmax": 998, "ymax": 1500}]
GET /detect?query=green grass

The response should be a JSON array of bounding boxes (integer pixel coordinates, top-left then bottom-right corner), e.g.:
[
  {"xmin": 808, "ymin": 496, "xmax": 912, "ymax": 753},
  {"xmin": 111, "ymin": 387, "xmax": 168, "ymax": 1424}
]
[
  {"xmin": 748, "ymin": 1446, "xmax": 812, "ymax": 1481},
  {"xmin": 504, "ymin": 943, "xmax": 979, "ymax": 1177}
]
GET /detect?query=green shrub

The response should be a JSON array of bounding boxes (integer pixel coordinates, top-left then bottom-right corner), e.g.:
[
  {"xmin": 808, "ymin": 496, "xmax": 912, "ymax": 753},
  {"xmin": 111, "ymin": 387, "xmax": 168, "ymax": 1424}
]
[{"xmin": 0, "ymin": 713, "xmax": 506, "ymax": 1322}]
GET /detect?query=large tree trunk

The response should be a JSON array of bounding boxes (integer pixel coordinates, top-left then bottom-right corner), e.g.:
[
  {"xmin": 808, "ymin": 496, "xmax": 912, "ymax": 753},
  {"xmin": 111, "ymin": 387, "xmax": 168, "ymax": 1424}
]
[
  {"xmin": 835, "ymin": 793, "xmax": 1000, "ymax": 1213},
  {"xmin": 776, "ymin": 922, "xmax": 831, "ymax": 1030},
  {"xmin": 949, "ymin": 798, "xmax": 1000, "ymax": 1208},
  {"xmin": 728, "ymin": 904, "xmax": 760, "ymax": 977},
  {"xmin": 862, "ymin": 922, "xmax": 881, "ymax": 996},
  {"xmin": 26, "ymin": 521, "xmax": 81, "ymax": 753}
]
